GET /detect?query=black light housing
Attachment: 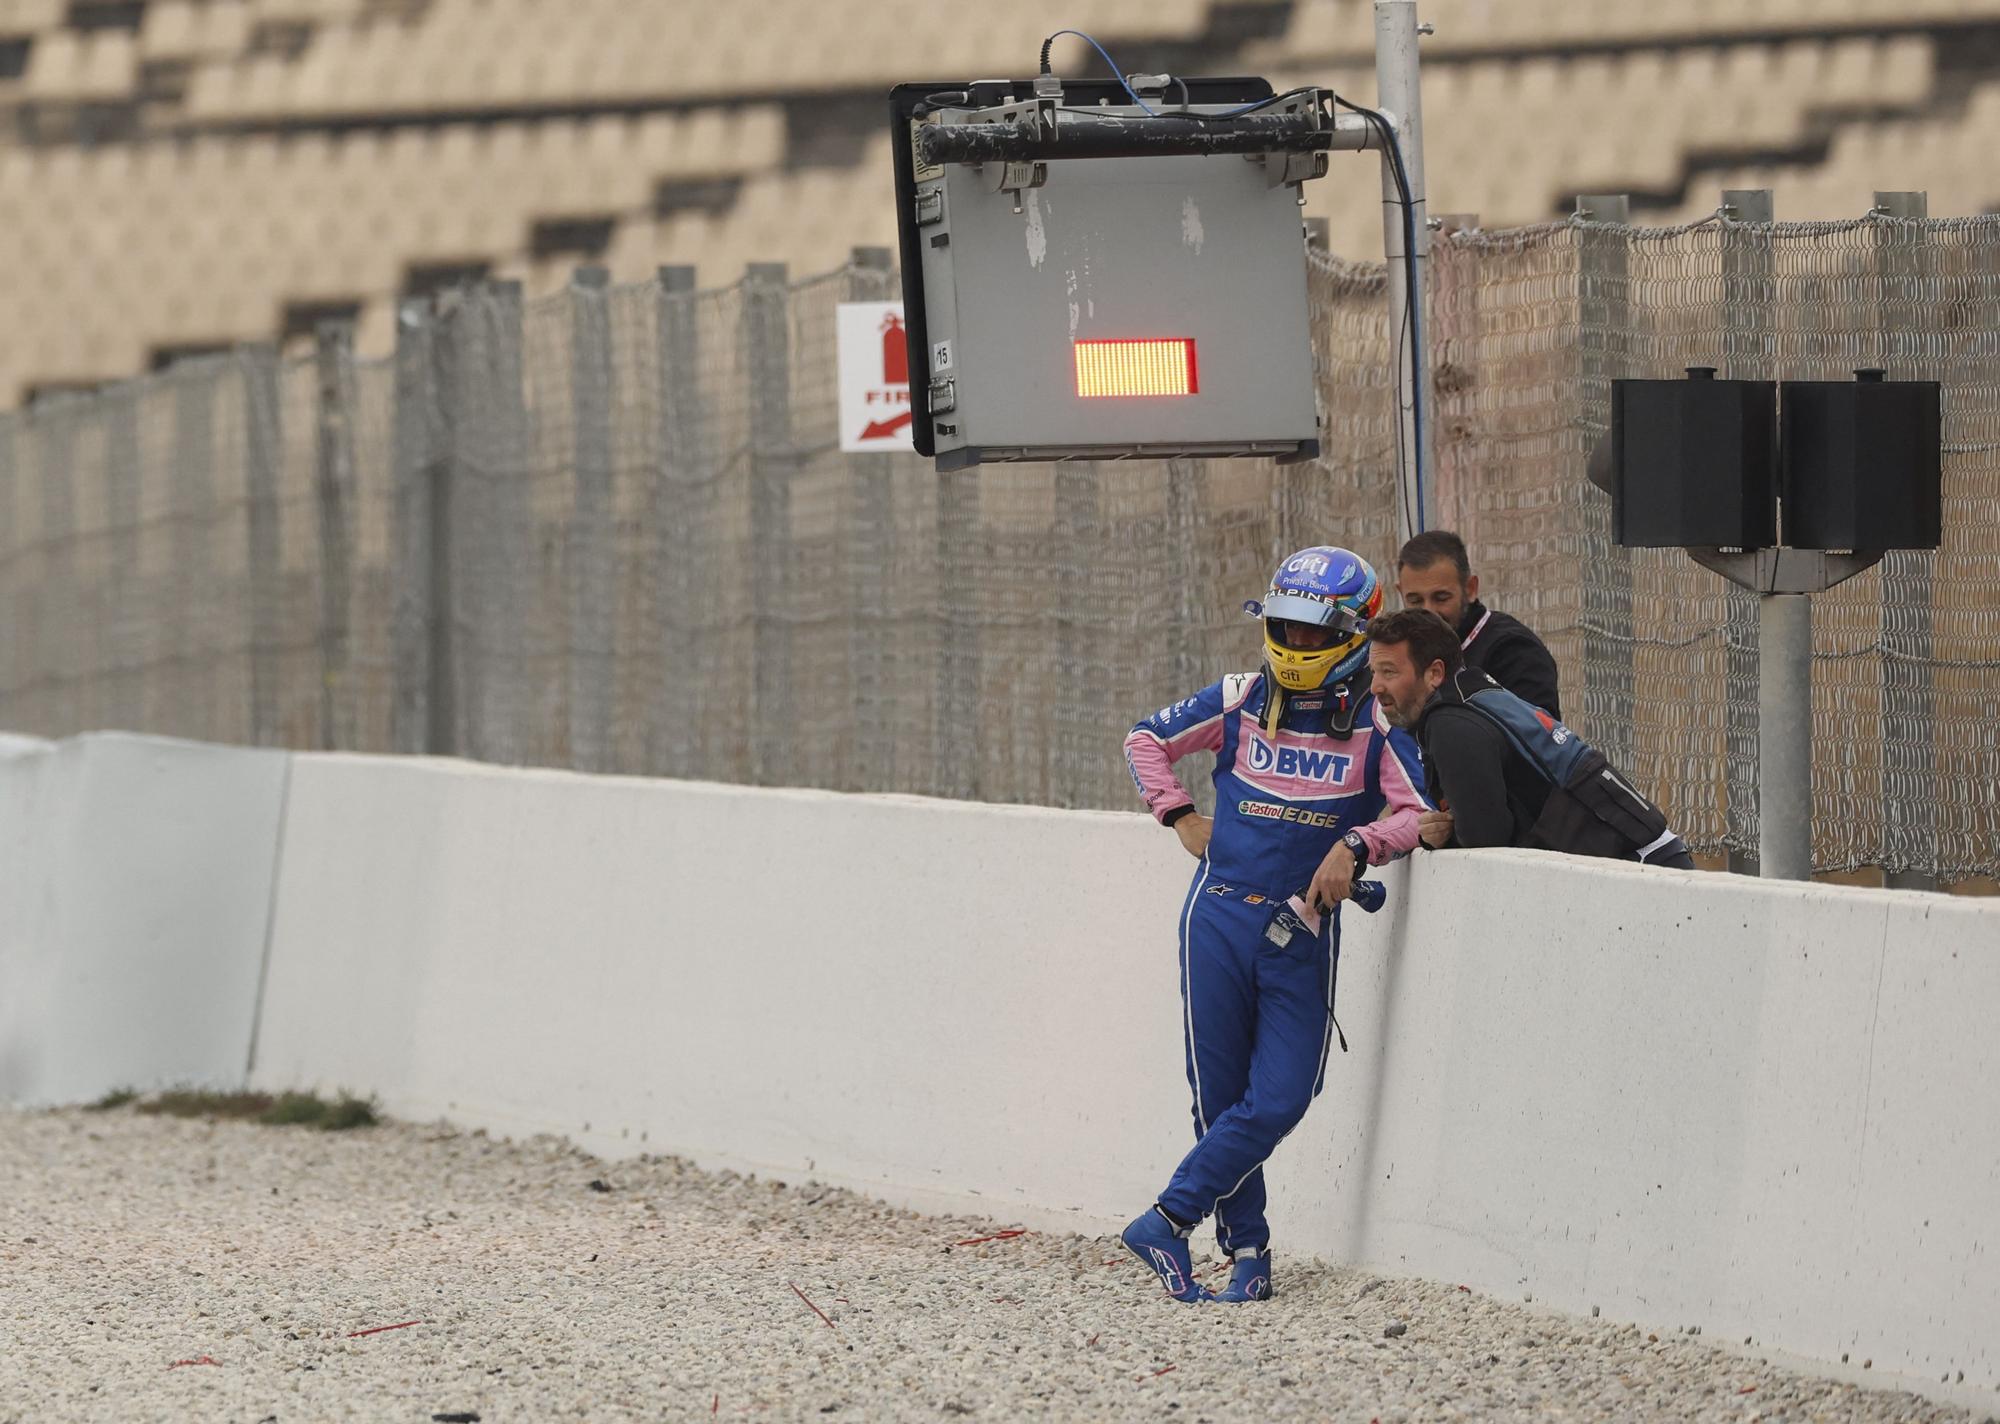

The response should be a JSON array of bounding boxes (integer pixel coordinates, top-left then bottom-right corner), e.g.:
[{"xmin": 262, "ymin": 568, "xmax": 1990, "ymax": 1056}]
[
  {"xmin": 1779, "ymin": 371, "xmax": 1942, "ymax": 551},
  {"xmin": 1611, "ymin": 368, "xmax": 1777, "ymax": 548}
]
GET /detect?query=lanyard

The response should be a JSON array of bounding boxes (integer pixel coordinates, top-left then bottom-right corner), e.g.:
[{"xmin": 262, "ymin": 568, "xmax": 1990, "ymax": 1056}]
[{"xmin": 1460, "ymin": 609, "xmax": 1492, "ymax": 651}]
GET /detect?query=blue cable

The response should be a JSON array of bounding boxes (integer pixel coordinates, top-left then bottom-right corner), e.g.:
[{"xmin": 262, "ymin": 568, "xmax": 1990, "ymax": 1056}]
[
  {"xmin": 1041, "ymin": 29, "xmax": 1156, "ymax": 115},
  {"xmin": 1042, "ymin": 30, "xmax": 1300, "ymax": 119}
]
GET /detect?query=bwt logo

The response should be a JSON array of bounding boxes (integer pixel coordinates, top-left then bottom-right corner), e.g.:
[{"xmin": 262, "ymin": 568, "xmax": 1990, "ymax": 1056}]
[
  {"xmin": 1284, "ymin": 553, "xmax": 1331, "ymax": 578},
  {"xmin": 1246, "ymin": 736, "xmax": 1352, "ymax": 782}
]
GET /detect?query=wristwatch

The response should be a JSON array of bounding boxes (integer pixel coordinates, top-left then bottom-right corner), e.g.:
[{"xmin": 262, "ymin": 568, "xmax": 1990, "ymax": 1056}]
[{"xmin": 1341, "ymin": 829, "xmax": 1370, "ymax": 869}]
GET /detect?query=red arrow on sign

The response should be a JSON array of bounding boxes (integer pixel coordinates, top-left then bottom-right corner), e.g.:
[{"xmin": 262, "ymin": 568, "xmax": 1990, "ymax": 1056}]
[{"xmin": 858, "ymin": 410, "xmax": 914, "ymax": 441}]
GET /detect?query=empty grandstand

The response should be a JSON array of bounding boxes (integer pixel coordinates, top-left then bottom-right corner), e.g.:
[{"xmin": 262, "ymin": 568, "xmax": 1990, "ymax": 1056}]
[{"xmin": 3, "ymin": 0, "xmax": 1999, "ymax": 401}]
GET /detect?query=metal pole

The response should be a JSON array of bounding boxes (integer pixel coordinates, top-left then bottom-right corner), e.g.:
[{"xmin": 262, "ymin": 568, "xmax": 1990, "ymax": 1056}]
[
  {"xmin": 1873, "ymin": 190, "xmax": 1938, "ymax": 892},
  {"xmin": 240, "ymin": 344, "xmax": 285, "ymax": 747},
  {"xmin": 846, "ymin": 247, "xmax": 899, "ymax": 794},
  {"xmin": 313, "ymin": 320, "xmax": 357, "ymax": 753},
  {"xmin": 1758, "ymin": 592, "xmax": 1813, "ymax": 880},
  {"xmin": 1720, "ymin": 189, "xmax": 1774, "ymax": 876},
  {"xmin": 567, "ymin": 264, "xmax": 615, "ymax": 774},
  {"xmin": 1575, "ymin": 194, "xmax": 1636, "ymax": 771},
  {"xmin": 653, "ymin": 264, "xmax": 702, "ymax": 780},
  {"xmin": 743, "ymin": 262, "xmax": 793, "ymax": 788},
  {"xmin": 389, "ymin": 298, "xmax": 444, "ymax": 756},
  {"xmin": 1374, "ymin": 0, "xmax": 1434, "ymax": 537}
]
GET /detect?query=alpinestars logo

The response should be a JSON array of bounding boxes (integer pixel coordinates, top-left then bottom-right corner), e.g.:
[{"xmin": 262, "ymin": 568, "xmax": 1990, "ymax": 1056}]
[{"xmin": 1147, "ymin": 1247, "xmax": 1187, "ymax": 1294}]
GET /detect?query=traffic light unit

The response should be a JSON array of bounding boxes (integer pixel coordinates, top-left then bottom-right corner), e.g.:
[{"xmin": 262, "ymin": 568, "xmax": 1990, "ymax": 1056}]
[{"xmin": 890, "ymin": 77, "xmax": 1360, "ymax": 471}]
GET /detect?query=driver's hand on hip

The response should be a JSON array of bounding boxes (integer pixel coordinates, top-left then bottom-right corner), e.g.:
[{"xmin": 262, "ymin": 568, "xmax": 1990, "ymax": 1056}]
[{"xmin": 1173, "ymin": 813, "xmax": 1213, "ymax": 860}]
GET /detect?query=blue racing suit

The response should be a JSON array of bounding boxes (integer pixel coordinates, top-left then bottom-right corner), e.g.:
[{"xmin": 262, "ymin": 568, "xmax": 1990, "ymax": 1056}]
[{"xmin": 1123, "ymin": 670, "xmax": 1429, "ymax": 1254}]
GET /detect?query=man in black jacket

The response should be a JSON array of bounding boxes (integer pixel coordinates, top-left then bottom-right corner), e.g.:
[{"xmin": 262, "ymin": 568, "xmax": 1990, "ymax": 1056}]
[
  {"xmin": 1366, "ymin": 609, "xmax": 1694, "ymax": 869},
  {"xmin": 1395, "ymin": 530, "xmax": 1562, "ymax": 719}
]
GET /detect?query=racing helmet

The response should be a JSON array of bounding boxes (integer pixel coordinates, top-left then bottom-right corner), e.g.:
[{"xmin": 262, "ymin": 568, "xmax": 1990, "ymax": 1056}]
[{"xmin": 1246, "ymin": 546, "xmax": 1381, "ymax": 692}]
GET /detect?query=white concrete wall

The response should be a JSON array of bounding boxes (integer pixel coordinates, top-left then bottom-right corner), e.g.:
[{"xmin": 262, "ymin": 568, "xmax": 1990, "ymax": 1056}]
[
  {"xmin": 1278, "ymin": 851, "xmax": 2000, "ymax": 1394},
  {"xmin": 7, "ymin": 734, "xmax": 1995, "ymax": 1399},
  {"xmin": 250, "ymin": 750, "xmax": 2000, "ymax": 1397},
  {"xmin": 248, "ymin": 755, "xmax": 1203, "ymax": 1222},
  {"xmin": 0, "ymin": 733, "xmax": 290, "ymax": 1105}
]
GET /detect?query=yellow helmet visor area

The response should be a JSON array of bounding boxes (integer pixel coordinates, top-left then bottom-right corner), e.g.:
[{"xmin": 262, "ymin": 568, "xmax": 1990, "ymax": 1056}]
[
  {"xmin": 1245, "ymin": 578, "xmax": 1381, "ymax": 694},
  {"xmin": 1262, "ymin": 624, "xmax": 1368, "ymax": 691}
]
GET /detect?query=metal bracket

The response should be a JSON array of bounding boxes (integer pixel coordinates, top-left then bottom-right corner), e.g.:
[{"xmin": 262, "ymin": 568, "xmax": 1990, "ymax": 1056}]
[
  {"xmin": 914, "ymin": 189, "xmax": 945, "ymax": 227},
  {"xmin": 1260, "ymin": 148, "xmax": 1329, "ymax": 190},
  {"xmin": 1254, "ymin": 91, "xmax": 1333, "ymax": 190},
  {"xmin": 1685, "ymin": 546, "xmax": 1885, "ymax": 595},
  {"xmin": 928, "ymin": 376, "xmax": 957, "ymax": 414},
  {"xmin": 982, "ymin": 159, "xmax": 1048, "ymax": 213}
]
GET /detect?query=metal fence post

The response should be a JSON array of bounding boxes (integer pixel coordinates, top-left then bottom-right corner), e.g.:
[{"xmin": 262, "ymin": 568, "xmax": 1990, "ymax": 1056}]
[
  {"xmin": 652, "ymin": 264, "xmax": 702, "ymax": 779},
  {"xmin": 1575, "ymin": 194, "xmax": 1637, "ymax": 771},
  {"xmin": 1874, "ymin": 190, "xmax": 1938, "ymax": 890},
  {"xmin": 0, "ymin": 415, "xmax": 15, "ymax": 724},
  {"xmin": 454, "ymin": 280, "xmax": 530, "ymax": 765},
  {"xmin": 743, "ymin": 262, "xmax": 794, "ymax": 787},
  {"xmin": 568, "ymin": 265, "xmax": 616, "ymax": 773},
  {"xmin": 170, "ymin": 365, "xmax": 219, "ymax": 740},
  {"xmin": 1720, "ymin": 189, "xmax": 1775, "ymax": 874},
  {"xmin": 314, "ymin": 321, "xmax": 357, "ymax": 752},
  {"xmin": 1048, "ymin": 463, "xmax": 1100, "ymax": 806},
  {"xmin": 240, "ymin": 344, "xmax": 285, "ymax": 747},
  {"xmin": 1166, "ymin": 457, "xmax": 1203, "ymax": 701},
  {"xmin": 847, "ymin": 246, "xmax": 900, "ymax": 793},
  {"xmin": 103, "ymin": 381, "xmax": 143, "ymax": 732},
  {"xmin": 935, "ymin": 460, "xmax": 982, "ymax": 802},
  {"xmin": 1428, "ymin": 212, "xmax": 1479, "ymax": 531},
  {"xmin": 391, "ymin": 299, "xmax": 445, "ymax": 755}
]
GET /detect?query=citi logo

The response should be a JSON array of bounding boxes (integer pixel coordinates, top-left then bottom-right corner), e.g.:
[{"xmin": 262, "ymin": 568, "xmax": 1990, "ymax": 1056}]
[
  {"xmin": 1246, "ymin": 736, "xmax": 1352, "ymax": 782},
  {"xmin": 1284, "ymin": 553, "xmax": 1330, "ymax": 577}
]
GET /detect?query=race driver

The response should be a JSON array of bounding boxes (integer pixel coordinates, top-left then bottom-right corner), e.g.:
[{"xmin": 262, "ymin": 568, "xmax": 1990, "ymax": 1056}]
[{"xmin": 1119, "ymin": 547, "xmax": 1429, "ymax": 1304}]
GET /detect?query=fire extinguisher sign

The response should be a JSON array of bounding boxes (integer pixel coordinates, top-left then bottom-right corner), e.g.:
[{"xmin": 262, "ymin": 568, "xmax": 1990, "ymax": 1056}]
[{"xmin": 837, "ymin": 302, "xmax": 915, "ymax": 453}]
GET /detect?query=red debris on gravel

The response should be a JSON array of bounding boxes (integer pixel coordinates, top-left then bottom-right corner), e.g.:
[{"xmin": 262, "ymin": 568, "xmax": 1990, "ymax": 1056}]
[
  {"xmin": 788, "ymin": 1281, "xmax": 837, "ymax": 1330},
  {"xmin": 1140, "ymin": 1364, "xmax": 1178, "ymax": 1380},
  {"xmin": 950, "ymin": 1229, "xmax": 1027, "ymax": 1247},
  {"xmin": 167, "ymin": 1356, "xmax": 220, "ymax": 1369},
  {"xmin": 347, "ymin": 1320, "xmax": 424, "ymax": 1338}
]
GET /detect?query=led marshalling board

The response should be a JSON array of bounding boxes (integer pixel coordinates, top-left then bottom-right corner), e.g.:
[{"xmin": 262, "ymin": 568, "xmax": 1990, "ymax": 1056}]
[
  {"xmin": 1074, "ymin": 339, "xmax": 1199, "ymax": 398},
  {"xmin": 890, "ymin": 78, "xmax": 1325, "ymax": 470}
]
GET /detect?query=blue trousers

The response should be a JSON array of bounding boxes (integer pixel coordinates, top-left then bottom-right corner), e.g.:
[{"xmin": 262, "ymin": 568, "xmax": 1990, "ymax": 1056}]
[{"xmin": 1156, "ymin": 865, "xmax": 1337, "ymax": 1255}]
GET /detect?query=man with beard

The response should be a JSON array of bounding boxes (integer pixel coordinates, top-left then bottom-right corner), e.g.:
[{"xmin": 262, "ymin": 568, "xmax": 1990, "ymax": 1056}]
[
  {"xmin": 1396, "ymin": 530, "xmax": 1561, "ymax": 719},
  {"xmin": 1367, "ymin": 609, "xmax": 1692, "ymax": 868}
]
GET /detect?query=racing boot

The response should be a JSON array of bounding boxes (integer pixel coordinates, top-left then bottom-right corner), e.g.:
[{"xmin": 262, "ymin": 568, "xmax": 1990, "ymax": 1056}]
[
  {"xmin": 1213, "ymin": 1249, "xmax": 1273, "ymax": 1303},
  {"xmin": 1121, "ymin": 1206, "xmax": 1212, "ymax": 1303}
]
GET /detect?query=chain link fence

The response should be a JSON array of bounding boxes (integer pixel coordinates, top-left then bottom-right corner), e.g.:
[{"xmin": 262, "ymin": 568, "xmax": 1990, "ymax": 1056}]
[{"xmin": 1, "ymin": 218, "xmax": 1995, "ymax": 881}]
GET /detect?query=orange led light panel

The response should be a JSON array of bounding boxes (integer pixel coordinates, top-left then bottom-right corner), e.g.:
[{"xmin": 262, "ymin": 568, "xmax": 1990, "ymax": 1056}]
[{"xmin": 1073, "ymin": 339, "xmax": 1199, "ymax": 398}]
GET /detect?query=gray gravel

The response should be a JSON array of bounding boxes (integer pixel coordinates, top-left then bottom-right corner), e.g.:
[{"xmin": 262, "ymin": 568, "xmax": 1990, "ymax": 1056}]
[{"xmin": 0, "ymin": 1107, "xmax": 1981, "ymax": 1423}]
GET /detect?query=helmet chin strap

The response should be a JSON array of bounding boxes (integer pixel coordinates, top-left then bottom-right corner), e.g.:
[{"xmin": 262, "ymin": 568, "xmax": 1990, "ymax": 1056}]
[
  {"xmin": 1263, "ymin": 671, "xmax": 1363, "ymax": 739},
  {"xmin": 1261, "ymin": 680, "xmax": 1285, "ymax": 737}
]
